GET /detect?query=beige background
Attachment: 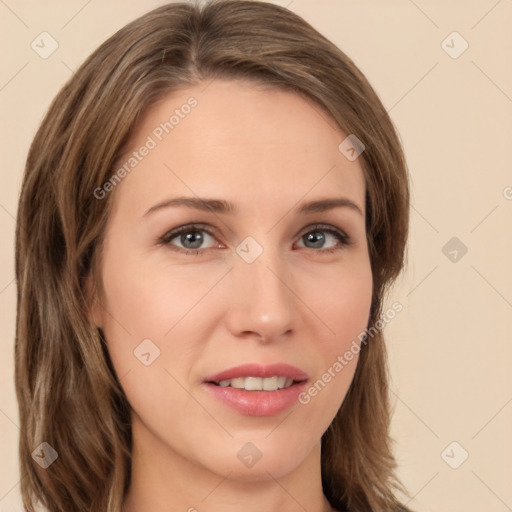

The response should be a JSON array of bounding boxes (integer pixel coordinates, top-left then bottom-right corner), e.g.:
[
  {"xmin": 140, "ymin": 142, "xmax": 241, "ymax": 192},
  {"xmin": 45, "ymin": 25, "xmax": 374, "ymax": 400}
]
[{"xmin": 1, "ymin": 1, "xmax": 511, "ymax": 510}]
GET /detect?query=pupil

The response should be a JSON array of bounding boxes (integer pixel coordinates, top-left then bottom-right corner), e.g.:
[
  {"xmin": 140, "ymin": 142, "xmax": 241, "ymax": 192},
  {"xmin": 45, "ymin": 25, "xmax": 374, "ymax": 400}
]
[
  {"xmin": 182, "ymin": 231, "xmax": 203, "ymax": 249},
  {"xmin": 306, "ymin": 231, "xmax": 324, "ymax": 248}
]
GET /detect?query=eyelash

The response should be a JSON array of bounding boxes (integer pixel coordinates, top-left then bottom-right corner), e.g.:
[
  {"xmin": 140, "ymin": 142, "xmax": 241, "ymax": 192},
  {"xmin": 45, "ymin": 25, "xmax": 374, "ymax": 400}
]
[{"xmin": 157, "ymin": 223, "xmax": 352, "ymax": 256}]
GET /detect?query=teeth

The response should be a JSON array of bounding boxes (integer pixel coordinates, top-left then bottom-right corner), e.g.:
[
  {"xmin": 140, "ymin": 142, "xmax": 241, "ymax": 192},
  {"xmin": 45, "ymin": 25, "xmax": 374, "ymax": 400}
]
[
  {"xmin": 216, "ymin": 376, "xmax": 295, "ymax": 391},
  {"xmin": 262, "ymin": 376, "xmax": 277, "ymax": 391}
]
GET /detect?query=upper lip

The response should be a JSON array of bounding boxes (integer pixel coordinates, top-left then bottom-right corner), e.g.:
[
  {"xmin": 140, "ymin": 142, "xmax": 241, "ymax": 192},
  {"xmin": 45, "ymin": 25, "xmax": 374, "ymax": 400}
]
[{"xmin": 203, "ymin": 363, "xmax": 309, "ymax": 383}]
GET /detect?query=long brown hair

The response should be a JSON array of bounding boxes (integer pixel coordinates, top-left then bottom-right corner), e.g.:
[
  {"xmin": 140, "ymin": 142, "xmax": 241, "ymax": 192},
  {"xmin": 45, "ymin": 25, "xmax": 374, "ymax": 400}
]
[{"xmin": 15, "ymin": 1, "xmax": 411, "ymax": 510}]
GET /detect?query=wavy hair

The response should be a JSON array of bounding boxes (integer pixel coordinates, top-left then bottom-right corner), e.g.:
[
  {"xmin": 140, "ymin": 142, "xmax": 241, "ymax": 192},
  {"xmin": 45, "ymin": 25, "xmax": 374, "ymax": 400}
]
[{"xmin": 15, "ymin": 1, "xmax": 411, "ymax": 510}]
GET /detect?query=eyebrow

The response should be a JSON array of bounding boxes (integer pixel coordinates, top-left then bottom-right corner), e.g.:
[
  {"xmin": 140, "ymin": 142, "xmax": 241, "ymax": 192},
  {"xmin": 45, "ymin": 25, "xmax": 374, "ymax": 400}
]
[{"xmin": 143, "ymin": 196, "xmax": 363, "ymax": 217}]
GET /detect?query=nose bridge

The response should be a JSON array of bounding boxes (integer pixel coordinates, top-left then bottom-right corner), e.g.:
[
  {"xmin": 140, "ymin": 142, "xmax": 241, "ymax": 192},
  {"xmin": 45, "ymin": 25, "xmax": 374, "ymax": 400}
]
[{"xmin": 227, "ymin": 239, "xmax": 297, "ymax": 340}]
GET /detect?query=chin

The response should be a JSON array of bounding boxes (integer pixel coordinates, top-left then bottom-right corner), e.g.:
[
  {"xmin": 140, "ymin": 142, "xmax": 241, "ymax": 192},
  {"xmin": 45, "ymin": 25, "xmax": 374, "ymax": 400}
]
[{"xmin": 190, "ymin": 434, "xmax": 315, "ymax": 481}]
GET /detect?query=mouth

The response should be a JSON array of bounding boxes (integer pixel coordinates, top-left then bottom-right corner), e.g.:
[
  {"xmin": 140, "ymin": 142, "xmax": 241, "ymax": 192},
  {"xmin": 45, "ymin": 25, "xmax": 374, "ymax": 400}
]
[
  {"xmin": 207, "ymin": 376, "xmax": 302, "ymax": 391},
  {"xmin": 202, "ymin": 363, "xmax": 309, "ymax": 416}
]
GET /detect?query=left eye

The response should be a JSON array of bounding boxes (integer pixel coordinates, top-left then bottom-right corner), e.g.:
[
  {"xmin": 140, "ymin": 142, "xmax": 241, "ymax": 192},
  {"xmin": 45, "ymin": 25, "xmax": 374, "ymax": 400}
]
[
  {"xmin": 296, "ymin": 227, "xmax": 350, "ymax": 252},
  {"xmin": 158, "ymin": 223, "xmax": 351, "ymax": 255}
]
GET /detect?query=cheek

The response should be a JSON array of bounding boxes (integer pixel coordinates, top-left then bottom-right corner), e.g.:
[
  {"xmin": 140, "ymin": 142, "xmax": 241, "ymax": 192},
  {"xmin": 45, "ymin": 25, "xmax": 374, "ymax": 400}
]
[
  {"xmin": 97, "ymin": 250, "xmax": 231, "ymax": 404},
  {"xmin": 298, "ymin": 259, "xmax": 372, "ymax": 405},
  {"xmin": 308, "ymin": 257, "xmax": 373, "ymax": 344},
  {"xmin": 97, "ymin": 253, "xmax": 208, "ymax": 434},
  {"xmin": 99, "ymin": 247, "xmax": 228, "ymax": 340}
]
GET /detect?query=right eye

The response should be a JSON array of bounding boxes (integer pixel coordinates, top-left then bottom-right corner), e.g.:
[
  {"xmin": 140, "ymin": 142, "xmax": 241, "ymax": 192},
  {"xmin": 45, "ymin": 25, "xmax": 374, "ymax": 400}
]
[{"xmin": 157, "ymin": 223, "xmax": 223, "ymax": 255}]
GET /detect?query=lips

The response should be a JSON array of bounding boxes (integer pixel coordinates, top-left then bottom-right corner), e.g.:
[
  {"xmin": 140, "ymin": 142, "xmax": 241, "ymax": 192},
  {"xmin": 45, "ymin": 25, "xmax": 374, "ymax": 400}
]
[
  {"xmin": 202, "ymin": 363, "xmax": 309, "ymax": 416},
  {"xmin": 203, "ymin": 363, "xmax": 309, "ymax": 383}
]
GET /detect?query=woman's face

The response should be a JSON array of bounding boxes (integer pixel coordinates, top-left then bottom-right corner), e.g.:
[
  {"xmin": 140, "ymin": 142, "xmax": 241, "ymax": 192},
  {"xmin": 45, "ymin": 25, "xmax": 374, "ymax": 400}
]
[{"xmin": 90, "ymin": 79, "xmax": 372, "ymax": 481}]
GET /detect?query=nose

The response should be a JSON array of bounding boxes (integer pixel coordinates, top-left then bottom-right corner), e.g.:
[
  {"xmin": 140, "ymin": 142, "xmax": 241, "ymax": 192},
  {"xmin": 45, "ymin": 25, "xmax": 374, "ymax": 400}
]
[{"xmin": 224, "ymin": 246, "xmax": 300, "ymax": 344}]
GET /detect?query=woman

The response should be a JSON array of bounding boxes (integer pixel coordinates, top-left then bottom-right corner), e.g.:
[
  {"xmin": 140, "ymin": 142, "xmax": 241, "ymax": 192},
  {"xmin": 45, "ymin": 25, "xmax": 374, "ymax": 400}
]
[{"xmin": 15, "ymin": 1, "xmax": 411, "ymax": 511}]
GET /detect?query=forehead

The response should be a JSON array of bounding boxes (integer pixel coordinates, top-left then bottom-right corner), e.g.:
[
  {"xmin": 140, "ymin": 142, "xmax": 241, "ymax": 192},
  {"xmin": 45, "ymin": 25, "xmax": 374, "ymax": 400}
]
[{"xmin": 108, "ymin": 79, "xmax": 366, "ymax": 218}]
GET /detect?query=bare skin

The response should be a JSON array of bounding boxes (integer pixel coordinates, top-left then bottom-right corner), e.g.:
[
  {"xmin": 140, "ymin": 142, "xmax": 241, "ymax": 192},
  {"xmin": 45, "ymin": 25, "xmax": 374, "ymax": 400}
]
[{"xmin": 88, "ymin": 79, "xmax": 372, "ymax": 512}]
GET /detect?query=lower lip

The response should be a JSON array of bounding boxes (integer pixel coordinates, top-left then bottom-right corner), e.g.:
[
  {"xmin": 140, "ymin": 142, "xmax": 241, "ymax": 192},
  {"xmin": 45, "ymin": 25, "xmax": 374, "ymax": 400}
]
[{"xmin": 203, "ymin": 381, "xmax": 308, "ymax": 416}]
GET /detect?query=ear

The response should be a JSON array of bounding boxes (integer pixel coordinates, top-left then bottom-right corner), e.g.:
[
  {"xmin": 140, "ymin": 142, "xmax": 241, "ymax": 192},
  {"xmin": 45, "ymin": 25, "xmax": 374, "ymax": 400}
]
[{"xmin": 83, "ymin": 274, "xmax": 103, "ymax": 329}]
